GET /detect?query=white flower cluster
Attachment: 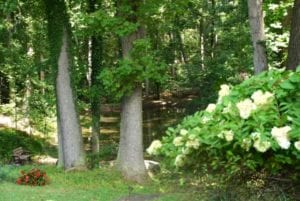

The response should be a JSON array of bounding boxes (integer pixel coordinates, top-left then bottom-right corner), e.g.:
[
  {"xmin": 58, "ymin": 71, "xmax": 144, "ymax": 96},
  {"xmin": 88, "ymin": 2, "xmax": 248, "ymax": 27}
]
[
  {"xmin": 251, "ymin": 90, "xmax": 274, "ymax": 106},
  {"xmin": 236, "ymin": 98, "xmax": 257, "ymax": 119},
  {"xmin": 271, "ymin": 126, "xmax": 291, "ymax": 149},
  {"xmin": 218, "ymin": 84, "xmax": 230, "ymax": 102},
  {"xmin": 236, "ymin": 90, "xmax": 274, "ymax": 119},
  {"xmin": 218, "ymin": 130, "xmax": 234, "ymax": 142},
  {"xmin": 294, "ymin": 141, "xmax": 300, "ymax": 151},
  {"xmin": 146, "ymin": 140, "xmax": 162, "ymax": 155},
  {"xmin": 173, "ymin": 136, "xmax": 184, "ymax": 146},
  {"xmin": 251, "ymin": 132, "xmax": 271, "ymax": 153},
  {"xmin": 186, "ymin": 139, "xmax": 200, "ymax": 149},
  {"xmin": 253, "ymin": 140, "xmax": 271, "ymax": 153},
  {"xmin": 180, "ymin": 129, "xmax": 188, "ymax": 136},
  {"xmin": 206, "ymin": 104, "xmax": 216, "ymax": 113},
  {"xmin": 175, "ymin": 154, "xmax": 185, "ymax": 167},
  {"xmin": 201, "ymin": 116, "xmax": 211, "ymax": 124}
]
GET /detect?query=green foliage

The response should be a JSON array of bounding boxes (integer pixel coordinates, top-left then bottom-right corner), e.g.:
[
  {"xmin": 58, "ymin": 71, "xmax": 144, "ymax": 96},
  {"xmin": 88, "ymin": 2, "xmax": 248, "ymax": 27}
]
[
  {"xmin": 86, "ymin": 143, "xmax": 118, "ymax": 169},
  {"xmin": 150, "ymin": 68, "xmax": 300, "ymax": 176},
  {"xmin": 0, "ymin": 128, "xmax": 56, "ymax": 163},
  {"xmin": 100, "ymin": 39, "xmax": 168, "ymax": 100}
]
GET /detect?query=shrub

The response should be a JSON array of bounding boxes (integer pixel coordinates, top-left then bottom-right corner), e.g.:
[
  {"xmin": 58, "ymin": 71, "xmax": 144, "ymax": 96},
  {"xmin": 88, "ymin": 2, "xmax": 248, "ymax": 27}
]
[
  {"xmin": 148, "ymin": 68, "xmax": 300, "ymax": 175},
  {"xmin": 16, "ymin": 168, "xmax": 49, "ymax": 186}
]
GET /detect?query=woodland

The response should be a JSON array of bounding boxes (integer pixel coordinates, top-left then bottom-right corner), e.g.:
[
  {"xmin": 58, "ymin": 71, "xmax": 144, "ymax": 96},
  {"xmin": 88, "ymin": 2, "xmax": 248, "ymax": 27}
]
[{"xmin": 0, "ymin": 0, "xmax": 300, "ymax": 200}]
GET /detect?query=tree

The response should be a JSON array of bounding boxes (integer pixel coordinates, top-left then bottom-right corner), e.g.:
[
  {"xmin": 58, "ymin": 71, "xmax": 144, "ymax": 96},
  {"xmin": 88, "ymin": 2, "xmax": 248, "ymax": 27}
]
[
  {"xmin": 247, "ymin": 0, "xmax": 268, "ymax": 74},
  {"xmin": 87, "ymin": 0, "xmax": 103, "ymax": 154},
  {"xmin": 44, "ymin": 0, "xmax": 85, "ymax": 170},
  {"xmin": 116, "ymin": 0, "xmax": 148, "ymax": 183},
  {"xmin": 287, "ymin": 0, "xmax": 300, "ymax": 70}
]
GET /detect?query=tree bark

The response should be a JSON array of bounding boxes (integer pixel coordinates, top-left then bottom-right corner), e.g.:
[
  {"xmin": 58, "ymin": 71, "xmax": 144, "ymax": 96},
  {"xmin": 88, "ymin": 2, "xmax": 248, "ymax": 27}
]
[
  {"xmin": 56, "ymin": 28, "xmax": 86, "ymax": 169},
  {"xmin": 287, "ymin": 0, "xmax": 300, "ymax": 70},
  {"xmin": 44, "ymin": 0, "xmax": 86, "ymax": 170},
  {"xmin": 88, "ymin": 0, "xmax": 103, "ymax": 154},
  {"xmin": 116, "ymin": 15, "xmax": 148, "ymax": 182},
  {"xmin": 117, "ymin": 86, "xmax": 147, "ymax": 183},
  {"xmin": 247, "ymin": 0, "xmax": 268, "ymax": 74}
]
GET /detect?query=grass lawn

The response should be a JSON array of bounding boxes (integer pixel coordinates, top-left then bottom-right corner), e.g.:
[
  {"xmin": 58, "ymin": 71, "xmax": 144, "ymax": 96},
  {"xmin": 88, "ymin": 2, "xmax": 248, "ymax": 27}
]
[
  {"xmin": 0, "ymin": 127, "xmax": 298, "ymax": 201},
  {"xmin": 0, "ymin": 165, "xmax": 188, "ymax": 201}
]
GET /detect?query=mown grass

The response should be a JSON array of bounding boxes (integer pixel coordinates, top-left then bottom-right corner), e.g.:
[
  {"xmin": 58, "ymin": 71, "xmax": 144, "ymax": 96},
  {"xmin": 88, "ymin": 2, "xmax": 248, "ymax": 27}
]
[
  {"xmin": 0, "ymin": 127, "xmax": 298, "ymax": 201},
  {"xmin": 0, "ymin": 165, "xmax": 187, "ymax": 201}
]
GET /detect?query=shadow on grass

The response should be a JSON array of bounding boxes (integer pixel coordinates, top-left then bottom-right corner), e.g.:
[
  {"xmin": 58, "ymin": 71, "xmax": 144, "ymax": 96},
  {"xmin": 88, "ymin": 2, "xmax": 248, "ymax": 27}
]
[{"xmin": 0, "ymin": 127, "xmax": 57, "ymax": 164}]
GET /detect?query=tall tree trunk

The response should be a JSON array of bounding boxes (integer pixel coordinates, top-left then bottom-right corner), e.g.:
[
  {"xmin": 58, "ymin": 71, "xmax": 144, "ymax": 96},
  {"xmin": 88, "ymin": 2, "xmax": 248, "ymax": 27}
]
[
  {"xmin": 88, "ymin": 0, "xmax": 103, "ymax": 154},
  {"xmin": 247, "ymin": 0, "xmax": 268, "ymax": 74},
  {"xmin": 198, "ymin": 17, "xmax": 205, "ymax": 69},
  {"xmin": 116, "ymin": 7, "xmax": 148, "ymax": 181},
  {"xmin": 287, "ymin": 0, "xmax": 300, "ymax": 70},
  {"xmin": 44, "ymin": 0, "xmax": 85, "ymax": 170},
  {"xmin": 118, "ymin": 86, "xmax": 147, "ymax": 183},
  {"xmin": 56, "ymin": 28, "xmax": 85, "ymax": 169}
]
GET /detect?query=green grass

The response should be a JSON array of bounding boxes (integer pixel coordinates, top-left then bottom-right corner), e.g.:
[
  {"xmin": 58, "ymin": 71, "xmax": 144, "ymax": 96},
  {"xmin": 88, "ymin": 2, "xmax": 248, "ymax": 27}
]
[
  {"xmin": 0, "ymin": 127, "xmax": 297, "ymax": 201},
  {"xmin": 0, "ymin": 165, "xmax": 188, "ymax": 201}
]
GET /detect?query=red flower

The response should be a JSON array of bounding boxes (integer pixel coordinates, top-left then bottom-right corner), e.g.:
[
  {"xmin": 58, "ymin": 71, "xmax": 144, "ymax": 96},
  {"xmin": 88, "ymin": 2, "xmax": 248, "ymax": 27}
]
[{"xmin": 16, "ymin": 178, "xmax": 22, "ymax": 185}]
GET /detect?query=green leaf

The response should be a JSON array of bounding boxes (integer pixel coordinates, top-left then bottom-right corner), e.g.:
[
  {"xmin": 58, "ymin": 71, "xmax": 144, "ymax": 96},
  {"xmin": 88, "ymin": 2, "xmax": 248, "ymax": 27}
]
[
  {"xmin": 279, "ymin": 81, "xmax": 295, "ymax": 90},
  {"xmin": 289, "ymin": 74, "xmax": 300, "ymax": 83}
]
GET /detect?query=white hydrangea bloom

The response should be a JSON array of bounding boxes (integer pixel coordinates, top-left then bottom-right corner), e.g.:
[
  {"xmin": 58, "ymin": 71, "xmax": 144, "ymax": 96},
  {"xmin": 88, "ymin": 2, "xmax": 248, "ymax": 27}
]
[
  {"xmin": 217, "ymin": 132, "xmax": 224, "ymax": 139},
  {"xmin": 186, "ymin": 139, "xmax": 200, "ymax": 149},
  {"xmin": 180, "ymin": 129, "xmax": 188, "ymax": 136},
  {"xmin": 188, "ymin": 134, "xmax": 197, "ymax": 140},
  {"xmin": 146, "ymin": 140, "xmax": 162, "ymax": 155},
  {"xmin": 219, "ymin": 84, "xmax": 230, "ymax": 97},
  {"xmin": 294, "ymin": 141, "xmax": 300, "ymax": 151},
  {"xmin": 224, "ymin": 130, "xmax": 234, "ymax": 142},
  {"xmin": 182, "ymin": 147, "xmax": 192, "ymax": 155},
  {"xmin": 175, "ymin": 154, "xmax": 185, "ymax": 167},
  {"xmin": 253, "ymin": 140, "xmax": 271, "ymax": 153},
  {"xmin": 218, "ymin": 84, "xmax": 230, "ymax": 102},
  {"xmin": 173, "ymin": 136, "xmax": 184, "ymax": 146},
  {"xmin": 201, "ymin": 116, "xmax": 211, "ymax": 124},
  {"xmin": 206, "ymin": 104, "xmax": 216, "ymax": 113},
  {"xmin": 271, "ymin": 126, "xmax": 292, "ymax": 149},
  {"xmin": 251, "ymin": 90, "xmax": 274, "ymax": 106},
  {"xmin": 236, "ymin": 98, "xmax": 257, "ymax": 119}
]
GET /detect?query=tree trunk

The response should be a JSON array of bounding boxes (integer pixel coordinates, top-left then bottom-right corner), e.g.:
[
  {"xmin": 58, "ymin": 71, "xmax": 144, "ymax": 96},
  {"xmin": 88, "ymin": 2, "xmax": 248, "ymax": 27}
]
[
  {"xmin": 287, "ymin": 0, "xmax": 300, "ymax": 70},
  {"xmin": 116, "ymin": 24, "xmax": 148, "ymax": 183},
  {"xmin": 247, "ymin": 0, "xmax": 268, "ymax": 74},
  {"xmin": 117, "ymin": 87, "xmax": 147, "ymax": 183},
  {"xmin": 44, "ymin": 0, "xmax": 86, "ymax": 170},
  {"xmin": 88, "ymin": 0, "xmax": 103, "ymax": 154},
  {"xmin": 56, "ymin": 28, "xmax": 86, "ymax": 169},
  {"xmin": 198, "ymin": 17, "xmax": 205, "ymax": 69}
]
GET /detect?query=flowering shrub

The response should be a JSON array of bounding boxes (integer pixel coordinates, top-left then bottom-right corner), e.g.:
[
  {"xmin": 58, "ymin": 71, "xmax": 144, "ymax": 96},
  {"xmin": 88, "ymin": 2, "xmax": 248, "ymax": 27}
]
[
  {"xmin": 16, "ymin": 168, "xmax": 49, "ymax": 186},
  {"xmin": 148, "ymin": 68, "xmax": 300, "ymax": 175}
]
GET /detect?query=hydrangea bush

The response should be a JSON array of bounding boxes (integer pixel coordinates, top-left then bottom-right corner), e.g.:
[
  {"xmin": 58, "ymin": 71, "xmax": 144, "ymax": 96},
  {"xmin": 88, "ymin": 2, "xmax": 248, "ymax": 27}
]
[{"xmin": 147, "ymin": 68, "xmax": 300, "ymax": 174}]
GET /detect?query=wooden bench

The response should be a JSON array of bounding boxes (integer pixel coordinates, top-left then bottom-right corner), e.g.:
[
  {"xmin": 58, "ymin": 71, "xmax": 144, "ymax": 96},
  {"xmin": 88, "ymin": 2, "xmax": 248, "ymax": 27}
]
[{"xmin": 12, "ymin": 147, "xmax": 31, "ymax": 165}]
